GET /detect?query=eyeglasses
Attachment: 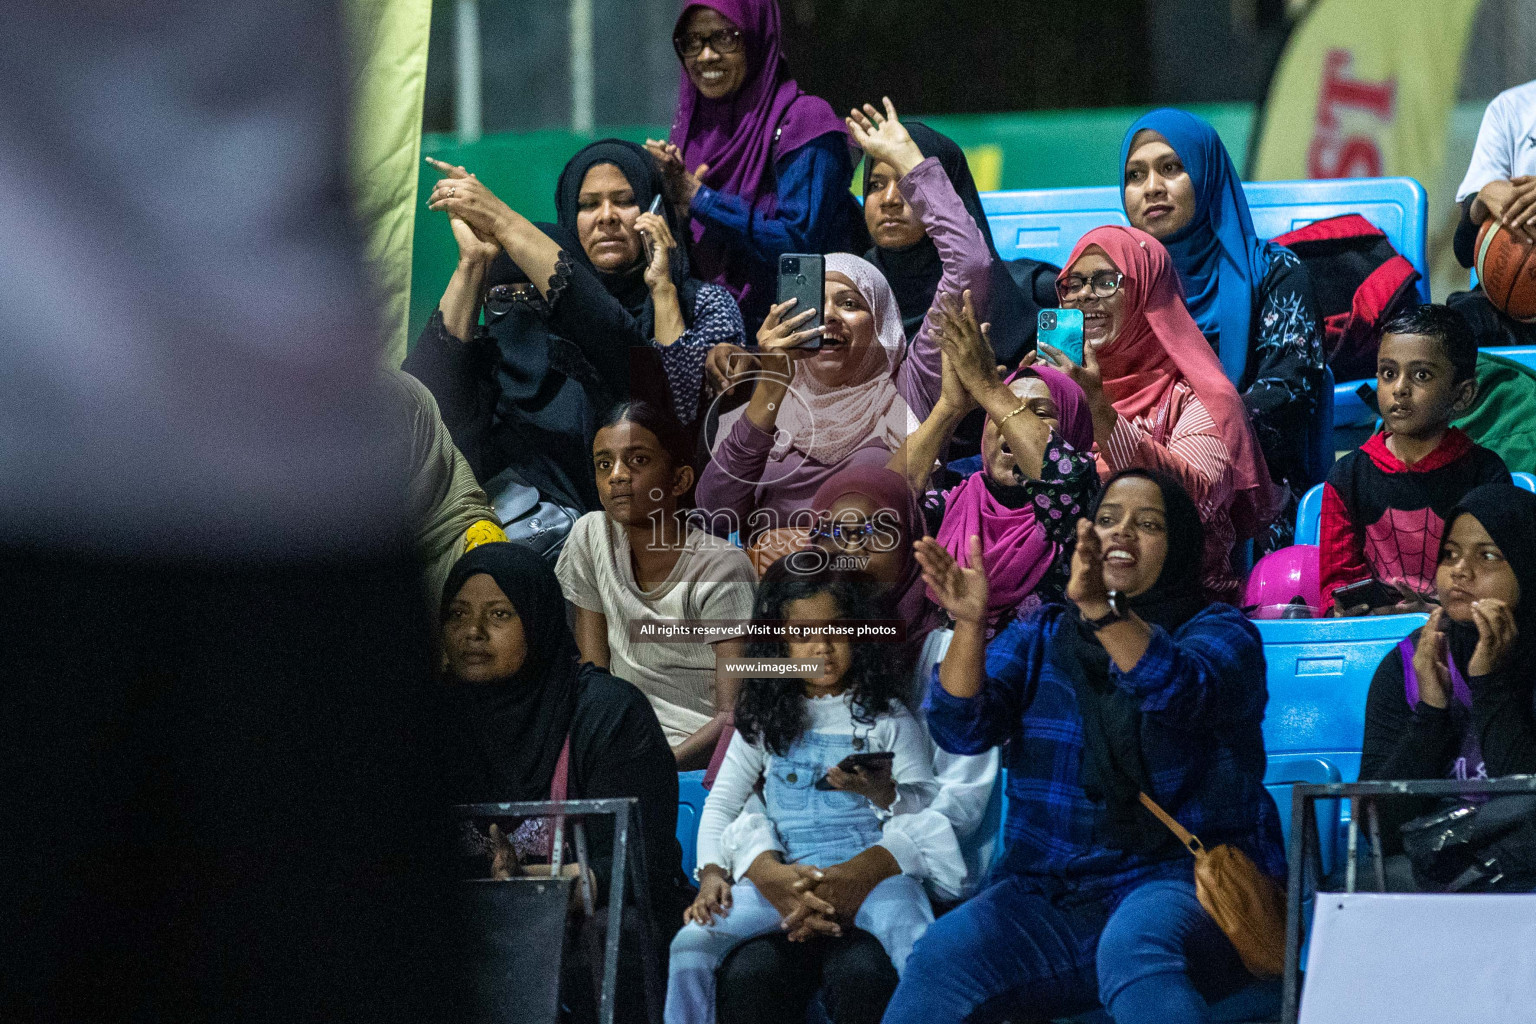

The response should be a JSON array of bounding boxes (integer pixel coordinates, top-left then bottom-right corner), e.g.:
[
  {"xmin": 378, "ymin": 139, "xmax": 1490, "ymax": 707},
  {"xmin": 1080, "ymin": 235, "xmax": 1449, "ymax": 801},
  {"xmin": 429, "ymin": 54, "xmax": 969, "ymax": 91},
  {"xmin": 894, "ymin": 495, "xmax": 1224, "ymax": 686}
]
[
  {"xmin": 484, "ymin": 282, "xmax": 534, "ymax": 320},
  {"xmin": 673, "ymin": 28, "xmax": 744, "ymax": 58},
  {"xmin": 809, "ymin": 520, "xmax": 879, "ymax": 550},
  {"xmin": 1055, "ymin": 271, "xmax": 1125, "ymax": 302}
]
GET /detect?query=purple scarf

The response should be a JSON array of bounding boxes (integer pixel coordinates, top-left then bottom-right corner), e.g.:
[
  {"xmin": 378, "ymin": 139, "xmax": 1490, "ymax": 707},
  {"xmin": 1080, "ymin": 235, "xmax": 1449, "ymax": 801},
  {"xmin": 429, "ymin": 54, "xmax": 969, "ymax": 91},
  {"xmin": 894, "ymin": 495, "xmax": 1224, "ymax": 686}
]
[
  {"xmin": 667, "ymin": 0, "xmax": 847, "ymax": 297},
  {"xmin": 934, "ymin": 366, "xmax": 1094, "ymax": 627},
  {"xmin": 808, "ymin": 465, "xmax": 943, "ymax": 644}
]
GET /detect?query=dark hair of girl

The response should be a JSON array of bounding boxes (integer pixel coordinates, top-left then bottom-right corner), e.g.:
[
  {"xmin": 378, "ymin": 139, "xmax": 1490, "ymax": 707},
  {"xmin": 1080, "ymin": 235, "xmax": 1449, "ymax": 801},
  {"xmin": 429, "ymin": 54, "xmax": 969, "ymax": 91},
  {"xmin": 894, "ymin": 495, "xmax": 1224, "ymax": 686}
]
[
  {"xmin": 733, "ymin": 559, "xmax": 905, "ymax": 758},
  {"xmin": 596, "ymin": 400, "xmax": 692, "ymax": 470}
]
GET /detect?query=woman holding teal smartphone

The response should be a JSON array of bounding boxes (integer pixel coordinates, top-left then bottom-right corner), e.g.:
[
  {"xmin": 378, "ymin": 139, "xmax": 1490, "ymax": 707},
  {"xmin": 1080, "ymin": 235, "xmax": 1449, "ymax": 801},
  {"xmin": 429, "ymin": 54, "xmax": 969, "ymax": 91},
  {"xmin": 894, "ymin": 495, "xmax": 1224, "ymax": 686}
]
[{"xmin": 1042, "ymin": 225, "xmax": 1278, "ymax": 604}]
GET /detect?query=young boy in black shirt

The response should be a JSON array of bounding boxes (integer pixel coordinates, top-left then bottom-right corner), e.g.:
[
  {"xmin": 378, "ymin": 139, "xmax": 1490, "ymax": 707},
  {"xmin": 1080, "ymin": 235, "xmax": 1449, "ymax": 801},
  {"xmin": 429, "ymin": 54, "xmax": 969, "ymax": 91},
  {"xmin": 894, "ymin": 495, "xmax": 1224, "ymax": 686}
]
[{"xmin": 1322, "ymin": 305, "xmax": 1509, "ymax": 615}]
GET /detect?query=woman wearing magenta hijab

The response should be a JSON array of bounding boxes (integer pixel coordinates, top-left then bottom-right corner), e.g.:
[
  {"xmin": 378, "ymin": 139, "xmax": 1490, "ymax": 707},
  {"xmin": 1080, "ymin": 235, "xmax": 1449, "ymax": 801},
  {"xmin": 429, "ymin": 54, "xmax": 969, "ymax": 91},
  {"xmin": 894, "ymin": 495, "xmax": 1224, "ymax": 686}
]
[
  {"xmin": 647, "ymin": 0, "xmax": 862, "ymax": 330},
  {"xmin": 1047, "ymin": 226, "xmax": 1279, "ymax": 603},
  {"xmin": 888, "ymin": 290, "xmax": 1100, "ymax": 633},
  {"xmin": 1120, "ymin": 108, "xmax": 1323, "ymax": 511}
]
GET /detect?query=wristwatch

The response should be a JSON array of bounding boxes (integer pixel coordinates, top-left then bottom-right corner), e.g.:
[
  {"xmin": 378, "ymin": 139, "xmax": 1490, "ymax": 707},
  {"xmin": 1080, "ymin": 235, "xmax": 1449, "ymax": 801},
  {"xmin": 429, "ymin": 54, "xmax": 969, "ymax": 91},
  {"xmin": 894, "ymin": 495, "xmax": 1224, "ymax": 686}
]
[{"xmin": 1083, "ymin": 590, "xmax": 1128, "ymax": 631}]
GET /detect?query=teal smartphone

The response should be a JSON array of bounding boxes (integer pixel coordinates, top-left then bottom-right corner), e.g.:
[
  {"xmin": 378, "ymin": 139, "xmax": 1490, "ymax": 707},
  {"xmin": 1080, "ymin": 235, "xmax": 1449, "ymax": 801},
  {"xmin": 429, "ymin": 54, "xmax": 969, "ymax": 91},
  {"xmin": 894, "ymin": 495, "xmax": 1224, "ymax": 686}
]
[{"xmin": 1037, "ymin": 308, "xmax": 1084, "ymax": 366}]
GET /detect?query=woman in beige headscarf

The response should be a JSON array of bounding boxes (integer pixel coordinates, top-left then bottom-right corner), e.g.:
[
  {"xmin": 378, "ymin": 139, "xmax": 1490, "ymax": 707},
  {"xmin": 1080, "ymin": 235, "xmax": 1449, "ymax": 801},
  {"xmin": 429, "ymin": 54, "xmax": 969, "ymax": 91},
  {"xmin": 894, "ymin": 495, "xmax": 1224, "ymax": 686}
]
[{"xmin": 384, "ymin": 369, "xmax": 506, "ymax": 607}]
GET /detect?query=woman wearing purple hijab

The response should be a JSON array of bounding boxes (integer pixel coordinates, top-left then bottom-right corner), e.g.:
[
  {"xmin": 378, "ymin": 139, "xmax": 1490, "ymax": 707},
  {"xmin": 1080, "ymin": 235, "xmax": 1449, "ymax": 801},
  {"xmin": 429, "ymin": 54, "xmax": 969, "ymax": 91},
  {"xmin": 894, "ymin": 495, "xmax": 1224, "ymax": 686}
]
[{"xmin": 647, "ymin": 0, "xmax": 862, "ymax": 329}]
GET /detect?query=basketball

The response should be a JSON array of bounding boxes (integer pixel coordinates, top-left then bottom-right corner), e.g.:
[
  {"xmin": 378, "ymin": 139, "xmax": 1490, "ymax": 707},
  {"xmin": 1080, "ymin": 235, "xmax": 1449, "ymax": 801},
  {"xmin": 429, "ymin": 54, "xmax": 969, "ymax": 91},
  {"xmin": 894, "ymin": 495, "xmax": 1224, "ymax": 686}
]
[{"xmin": 1475, "ymin": 218, "xmax": 1536, "ymax": 322}]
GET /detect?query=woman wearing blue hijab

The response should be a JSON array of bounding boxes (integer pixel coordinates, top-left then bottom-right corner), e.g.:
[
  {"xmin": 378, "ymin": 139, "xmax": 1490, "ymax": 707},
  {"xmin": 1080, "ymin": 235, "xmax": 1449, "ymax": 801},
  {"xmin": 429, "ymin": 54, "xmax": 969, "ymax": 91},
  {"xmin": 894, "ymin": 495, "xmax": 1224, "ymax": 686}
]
[{"xmin": 1120, "ymin": 109, "xmax": 1323, "ymax": 523}]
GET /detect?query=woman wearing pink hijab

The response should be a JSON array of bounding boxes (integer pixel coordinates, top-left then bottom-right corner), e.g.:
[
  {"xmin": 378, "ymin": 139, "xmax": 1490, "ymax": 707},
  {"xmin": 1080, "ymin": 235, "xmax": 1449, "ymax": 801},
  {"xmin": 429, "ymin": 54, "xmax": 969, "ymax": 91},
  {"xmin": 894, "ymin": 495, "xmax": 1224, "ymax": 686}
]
[
  {"xmin": 646, "ymin": 0, "xmax": 862, "ymax": 327},
  {"xmin": 1045, "ymin": 225, "xmax": 1279, "ymax": 602},
  {"xmin": 695, "ymin": 102, "xmax": 994, "ymax": 540},
  {"xmin": 889, "ymin": 292, "xmax": 1101, "ymax": 633}
]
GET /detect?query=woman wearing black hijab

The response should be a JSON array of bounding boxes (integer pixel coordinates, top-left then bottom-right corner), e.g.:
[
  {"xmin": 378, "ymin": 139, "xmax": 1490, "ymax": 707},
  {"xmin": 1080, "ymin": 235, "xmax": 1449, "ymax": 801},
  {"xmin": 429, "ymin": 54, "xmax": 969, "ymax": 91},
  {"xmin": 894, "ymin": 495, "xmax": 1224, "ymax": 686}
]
[
  {"xmin": 891, "ymin": 469, "xmax": 1283, "ymax": 1023},
  {"xmin": 861, "ymin": 121, "xmax": 1056, "ymax": 458},
  {"xmin": 862, "ymin": 122, "xmax": 1051, "ymax": 366},
  {"xmin": 407, "ymin": 140, "xmax": 745, "ymax": 513},
  {"xmin": 440, "ymin": 541, "xmax": 693, "ymax": 1018},
  {"xmin": 1361, "ymin": 481, "xmax": 1536, "ymax": 857}
]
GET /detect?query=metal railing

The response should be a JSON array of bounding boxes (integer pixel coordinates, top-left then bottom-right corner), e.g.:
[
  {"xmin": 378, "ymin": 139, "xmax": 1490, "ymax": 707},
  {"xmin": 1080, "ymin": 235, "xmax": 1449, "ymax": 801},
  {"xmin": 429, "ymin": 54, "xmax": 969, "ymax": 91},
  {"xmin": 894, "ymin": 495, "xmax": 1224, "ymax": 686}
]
[
  {"xmin": 456, "ymin": 797, "xmax": 661, "ymax": 1024},
  {"xmin": 1281, "ymin": 776, "xmax": 1536, "ymax": 1024}
]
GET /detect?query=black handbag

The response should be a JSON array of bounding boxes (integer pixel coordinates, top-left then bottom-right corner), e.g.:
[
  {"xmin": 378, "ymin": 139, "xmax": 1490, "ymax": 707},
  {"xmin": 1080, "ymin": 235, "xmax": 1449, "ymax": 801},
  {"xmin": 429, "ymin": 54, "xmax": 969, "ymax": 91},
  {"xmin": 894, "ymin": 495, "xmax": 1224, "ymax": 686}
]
[
  {"xmin": 1400, "ymin": 792, "xmax": 1536, "ymax": 892},
  {"xmin": 481, "ymin": 468, "xmax": 579, "ymax": 561}
]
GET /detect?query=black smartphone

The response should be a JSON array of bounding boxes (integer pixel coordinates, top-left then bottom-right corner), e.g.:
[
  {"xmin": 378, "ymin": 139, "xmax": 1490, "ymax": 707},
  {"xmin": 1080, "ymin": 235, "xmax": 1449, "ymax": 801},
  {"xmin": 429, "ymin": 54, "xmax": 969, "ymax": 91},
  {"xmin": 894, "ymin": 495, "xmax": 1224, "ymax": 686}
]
[
  {"xmin": 639, "ymin": 194, "xmax": 663, "ymax": 267},
  {"xmin": 813, "ymin": 750, "xmax": 894, "ymax": 790},
  {"xmin": 776, "ymin": 253, "xmax": 824, "ymax": 350},
  {"xmin": 1332, "ymin": 577, "xmax": 1398, "ymax": 612}
]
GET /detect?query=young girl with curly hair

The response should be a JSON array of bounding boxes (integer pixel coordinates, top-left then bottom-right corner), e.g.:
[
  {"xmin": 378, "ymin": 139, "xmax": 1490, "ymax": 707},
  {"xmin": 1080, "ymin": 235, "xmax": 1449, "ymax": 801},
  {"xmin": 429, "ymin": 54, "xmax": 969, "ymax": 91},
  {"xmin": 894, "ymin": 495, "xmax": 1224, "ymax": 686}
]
[{"xmin": 665, "ymin": 563, "xmax": 940, "ymax": 1024}]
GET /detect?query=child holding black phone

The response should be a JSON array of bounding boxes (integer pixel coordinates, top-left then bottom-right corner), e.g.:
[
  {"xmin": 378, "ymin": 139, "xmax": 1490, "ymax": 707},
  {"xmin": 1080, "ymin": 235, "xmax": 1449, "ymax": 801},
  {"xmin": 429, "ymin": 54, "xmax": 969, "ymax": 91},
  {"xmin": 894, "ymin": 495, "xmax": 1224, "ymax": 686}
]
[
  {"xmin": 1321, "ymin": 305, "xmax": 1509, "ymax": 616},
  {"xmin": 666, "ymin": 566, "xmax": 940, "ymax": 1024}
]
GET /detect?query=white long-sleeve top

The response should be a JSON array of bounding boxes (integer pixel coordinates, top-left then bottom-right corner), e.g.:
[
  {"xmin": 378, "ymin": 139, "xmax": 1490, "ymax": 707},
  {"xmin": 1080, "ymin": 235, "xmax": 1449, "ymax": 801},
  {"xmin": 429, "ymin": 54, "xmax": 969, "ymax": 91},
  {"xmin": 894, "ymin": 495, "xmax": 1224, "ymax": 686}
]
[
  {"xmin": 697, "ymin": 693, "xmax": 942, "ymax": 877},
  {"xmin": 714, "ymin": 629, "xmax": 997, "ymax": 899}
]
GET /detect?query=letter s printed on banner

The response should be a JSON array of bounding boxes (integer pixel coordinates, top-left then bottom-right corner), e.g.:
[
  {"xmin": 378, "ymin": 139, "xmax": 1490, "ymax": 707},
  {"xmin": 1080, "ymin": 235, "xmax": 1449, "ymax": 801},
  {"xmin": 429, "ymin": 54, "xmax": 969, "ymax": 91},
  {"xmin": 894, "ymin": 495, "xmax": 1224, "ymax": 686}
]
[{"xmin": 1252, "ymin": 0, "xmax": 1483, "ymax": 195}]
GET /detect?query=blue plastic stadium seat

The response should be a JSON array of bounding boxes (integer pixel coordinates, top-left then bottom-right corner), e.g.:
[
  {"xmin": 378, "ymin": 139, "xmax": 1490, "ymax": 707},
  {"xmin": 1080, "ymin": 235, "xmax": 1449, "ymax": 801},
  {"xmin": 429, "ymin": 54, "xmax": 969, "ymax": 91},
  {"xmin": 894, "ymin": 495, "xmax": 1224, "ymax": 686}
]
[
  {"xmin": 1488, "ymin": 346, "xmax": 1536, "ymax": 374},
  {"xmin": 1264, "ymin": 753, "xmax": 1342, "ymax": 872},
  {"xmin": 979, "ymin": 177, "xmax": 1430, "ymax": 303},
  {"xmin": 678, "ymin": 769, "xmax": 708, "ymax": 880},
  {"xmin": 1256, "ymin": 614, "xmax": 1425, "ymax": 865},
  {"xmin": 1299, "ymin": 473, "xmax": 1536, "ymax": 545},
  {"xmin": 1295, "ymin": 483, "xmax": 1324, "ymax": 546}
]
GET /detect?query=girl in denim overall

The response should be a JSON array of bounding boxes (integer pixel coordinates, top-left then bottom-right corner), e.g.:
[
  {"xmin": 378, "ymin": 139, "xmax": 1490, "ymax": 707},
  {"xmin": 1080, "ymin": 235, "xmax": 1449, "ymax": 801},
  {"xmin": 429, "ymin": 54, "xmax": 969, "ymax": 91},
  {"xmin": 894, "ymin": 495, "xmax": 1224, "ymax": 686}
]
[{"xmin": 665, "ymin": 568, "xmax": 940, "ymax": 1024}]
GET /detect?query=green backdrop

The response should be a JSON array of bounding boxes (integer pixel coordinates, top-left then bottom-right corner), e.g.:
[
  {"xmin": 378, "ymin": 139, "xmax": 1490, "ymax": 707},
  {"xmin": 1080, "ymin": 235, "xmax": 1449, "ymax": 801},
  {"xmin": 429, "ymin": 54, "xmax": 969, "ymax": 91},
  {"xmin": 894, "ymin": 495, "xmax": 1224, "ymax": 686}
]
[{"xmin": 411, "ymin": 102, "xmax": 1254, "ymax": 344}]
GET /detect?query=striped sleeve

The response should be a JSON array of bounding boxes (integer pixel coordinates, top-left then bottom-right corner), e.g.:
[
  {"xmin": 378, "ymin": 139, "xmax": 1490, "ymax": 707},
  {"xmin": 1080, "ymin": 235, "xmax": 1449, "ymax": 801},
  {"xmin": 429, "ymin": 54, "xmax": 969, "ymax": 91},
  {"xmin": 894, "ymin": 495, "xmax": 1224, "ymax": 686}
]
[{"xmin": 1101, "ymin": 390, "xmax": 1231, "ymax": 507}]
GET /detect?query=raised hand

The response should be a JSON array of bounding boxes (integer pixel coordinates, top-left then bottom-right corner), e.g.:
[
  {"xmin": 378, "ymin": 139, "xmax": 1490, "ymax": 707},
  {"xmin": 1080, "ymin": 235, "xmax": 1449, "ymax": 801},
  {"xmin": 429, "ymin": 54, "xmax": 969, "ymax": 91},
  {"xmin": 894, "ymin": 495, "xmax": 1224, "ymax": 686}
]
[
  {"xmin": 705, "ymin": 342, "xmax": 757, "ymax": 394},
  {"xmin": 845, "ymin": 97, "xmax": 925, "ymax": 180},
  {"xmin": 755, "ymin": 298, "xmax": 824, "ymax": 379},
  {"xmin": 937, "ymin": 348, "xmax": 978, "ymax": 419},
  {"xmin": 1065, "ymin": 518, "xmax": 1110, "ymax": 615},
  {"xmin": 1041, "ymin": 336, "xmax": 1116, "ymax": 441},
  {"xmin": 427, "ymin": 158, "xmax": 500, "ymax": 263},
  {"xmin": 427, "ymin": 163, "xmax": 518, "ymax": 245},
  {"xmin": 645, "ymin": 138, "xmax": 709, "ymax": 211},
  {"xmin": 1411, "ymin": 607, "xmax": 1452, "ymax": 708},
  {"xmin": 1468, "ymin": 598, "xmax": 1518, "ymax": 677},
  {"xmin": 930, "ymin": 289, "xmax": 1003, "ymax": 398},
  {"xmin": 635, "ymin": 210, "xmax": 677, "ymax": 290},
  {"xmin": 914, "ymin": 535, "xmax": 989, "ymax": 626}
]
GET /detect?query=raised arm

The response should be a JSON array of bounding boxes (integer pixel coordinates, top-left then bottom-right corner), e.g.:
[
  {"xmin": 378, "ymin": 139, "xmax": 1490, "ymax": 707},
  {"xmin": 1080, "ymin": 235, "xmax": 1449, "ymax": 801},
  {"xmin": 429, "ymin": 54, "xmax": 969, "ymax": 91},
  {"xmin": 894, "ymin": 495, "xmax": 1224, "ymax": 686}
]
[
  {"xmin": 425, "ymin": 158, "xmax": 565, "ymax": 300},
  {"xmin": 885, "ymin": 347, "xmax": 972, "ymax": 493},
  {"xmin": 647, "ymin": 132, "xmax": 855, "ymax": 261},
  {"xmin": 847, "ymin": 98, "xmax": 992, "ymax": 418},
  {"xmin": 913, "ymin": 537, "xmax": 1043, "ymax": 756}
]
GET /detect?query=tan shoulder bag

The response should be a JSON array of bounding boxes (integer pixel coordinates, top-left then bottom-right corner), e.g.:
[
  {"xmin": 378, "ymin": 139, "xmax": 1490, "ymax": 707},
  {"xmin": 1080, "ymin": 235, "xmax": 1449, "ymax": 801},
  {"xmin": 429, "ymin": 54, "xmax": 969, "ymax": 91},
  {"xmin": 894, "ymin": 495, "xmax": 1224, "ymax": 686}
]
[{"xmin": 1138, "ymin": 792, "xmax": 1287, "ymax": 978}]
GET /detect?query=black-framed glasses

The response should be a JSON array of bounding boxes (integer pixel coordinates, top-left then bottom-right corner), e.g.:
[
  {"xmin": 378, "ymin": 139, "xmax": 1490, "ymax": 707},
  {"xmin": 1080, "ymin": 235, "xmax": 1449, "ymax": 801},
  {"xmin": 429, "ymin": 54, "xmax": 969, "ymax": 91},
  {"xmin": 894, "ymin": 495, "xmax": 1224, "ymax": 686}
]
[
  {"xmin": 673, "ymin": 28, "xmax": 744, "ymax": 58},
  {"xmin": 1055, "ymin": 270, "xmax": 1125, "ymax": 302}
]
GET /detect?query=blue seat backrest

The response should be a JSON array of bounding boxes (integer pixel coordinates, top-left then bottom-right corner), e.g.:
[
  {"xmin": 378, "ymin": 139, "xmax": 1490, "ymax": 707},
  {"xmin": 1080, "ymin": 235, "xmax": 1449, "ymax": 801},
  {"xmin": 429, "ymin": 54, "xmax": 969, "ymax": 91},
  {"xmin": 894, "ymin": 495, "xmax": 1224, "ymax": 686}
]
[
  {"xmin": 1256, "ymin": 615, "xmax": 1424, "ymax": 777},
  {"xmin": 979, "ymin": 177, "xmax": 1431, "ymax": 303},
  {"xmin": 677, "ymin": 769, "xmax": 708, "ymax": 880},
  {"xmin": 1295, "ymin": 483, "xmax": 1324, "ymax": 546},
  {"xmin": 1300, "ymin": 473, "xmax": 1536, "ymax": 544},
  {"xmin": 1487, "ymin": 346, "xmax": 1536, "ymax": 374}
]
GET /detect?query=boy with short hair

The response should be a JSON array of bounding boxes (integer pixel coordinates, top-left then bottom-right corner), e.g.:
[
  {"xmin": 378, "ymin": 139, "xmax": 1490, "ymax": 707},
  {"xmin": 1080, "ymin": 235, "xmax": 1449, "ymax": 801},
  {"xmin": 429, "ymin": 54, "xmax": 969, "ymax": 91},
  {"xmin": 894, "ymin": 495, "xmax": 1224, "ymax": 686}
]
[{"xmin": 1321, "ymin": 305, "xmax": 1510, "ymax": 615}]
